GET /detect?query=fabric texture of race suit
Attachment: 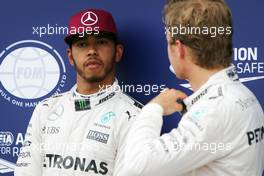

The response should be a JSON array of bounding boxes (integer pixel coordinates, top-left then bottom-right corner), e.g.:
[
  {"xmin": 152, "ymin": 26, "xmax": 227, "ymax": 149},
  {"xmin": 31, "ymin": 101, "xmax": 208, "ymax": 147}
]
[
  {"xmin": 121, "ymin": 66, "xmax": 264, "ymax": 176},
  {"xmin": 15, "ymin": 80, "xmax": 142, "ymax": 176}
]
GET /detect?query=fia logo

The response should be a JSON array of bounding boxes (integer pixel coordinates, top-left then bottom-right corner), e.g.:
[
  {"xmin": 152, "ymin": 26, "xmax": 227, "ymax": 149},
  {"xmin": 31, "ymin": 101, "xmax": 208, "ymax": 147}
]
[{"xmin": 0, "ymin": 132, "xmax": 14, "ymax": 146}]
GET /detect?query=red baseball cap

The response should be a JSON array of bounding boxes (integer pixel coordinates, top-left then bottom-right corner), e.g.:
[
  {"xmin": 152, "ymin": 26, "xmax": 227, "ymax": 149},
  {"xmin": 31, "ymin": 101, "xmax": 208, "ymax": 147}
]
[{"xmin": 65, "ymin": 8, "xmax": 117, "ymax": 44}]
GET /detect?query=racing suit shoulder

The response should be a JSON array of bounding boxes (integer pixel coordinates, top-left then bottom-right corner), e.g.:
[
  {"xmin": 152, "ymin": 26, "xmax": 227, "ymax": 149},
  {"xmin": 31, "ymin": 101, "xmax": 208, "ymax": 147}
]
[
  {"xmin": 115, "ymin": 92, "xmax": 143, "ymax": 110},
  {"xmin": 111, "ymin": 92, "xmax": 143, "ymax": 135},
  {"xmin": 190, "ymin": 81, "xmax": 243, "ymax": 121},
  {"xmin": 33, "ymin": 91, "xmax": 71, "ymax": 121},
  {"xmin": 39, "ymin": 91, "xmax": 70, "ymax": 108},
  {"xmin": 112, "ymin": 92, "xmax": 143, "ymax": 122},
  {"xmin": 208, "ymin": 81, "xmax": 262, "ymax": 132}
]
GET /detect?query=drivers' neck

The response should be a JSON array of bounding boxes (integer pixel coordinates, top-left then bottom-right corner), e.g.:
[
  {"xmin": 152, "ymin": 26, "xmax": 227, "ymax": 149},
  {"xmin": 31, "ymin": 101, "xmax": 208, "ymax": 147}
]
[
  {"xmin": 187, "ymin": 64, "xmax": 224, "ymax": 92},
  {"xmin": 76, "ymin": 74, "xmax": 115, "ymax": 95}
]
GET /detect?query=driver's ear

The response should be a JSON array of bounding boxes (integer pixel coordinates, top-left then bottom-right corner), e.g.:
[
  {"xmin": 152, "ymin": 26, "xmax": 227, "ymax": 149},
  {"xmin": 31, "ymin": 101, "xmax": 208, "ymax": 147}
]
[
  {"xmin": 67, "ymin": 48, "xmax": 74, "ymax": 66},
  {"xmin": 115, "ymin": 44, "xmax": 124, "ymax": 62},
  {"xmin": 175, "ymin": 40, "xmax": 185, "ymax": 59}
]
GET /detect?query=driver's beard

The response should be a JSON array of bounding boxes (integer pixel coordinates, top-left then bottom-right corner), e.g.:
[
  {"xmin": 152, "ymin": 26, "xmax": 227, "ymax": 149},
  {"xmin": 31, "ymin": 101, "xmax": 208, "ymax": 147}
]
[{"xmin": 73, "ymin": 57, "xmax": 115, "ymax": 83}]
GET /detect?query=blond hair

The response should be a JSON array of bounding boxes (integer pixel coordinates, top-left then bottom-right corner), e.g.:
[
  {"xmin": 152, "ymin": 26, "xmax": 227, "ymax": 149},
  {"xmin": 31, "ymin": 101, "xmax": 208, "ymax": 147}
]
[{"xmin": 163, "ymin": 0, "xmax": 233, "ymax": 69}]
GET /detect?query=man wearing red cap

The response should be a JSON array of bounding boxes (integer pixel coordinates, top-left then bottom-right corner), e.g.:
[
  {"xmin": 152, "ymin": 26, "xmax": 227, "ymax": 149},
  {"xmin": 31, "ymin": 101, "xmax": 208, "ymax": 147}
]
[{"xmin": 15, "ymin": 8, "xmax": 142, "ymax": 176}]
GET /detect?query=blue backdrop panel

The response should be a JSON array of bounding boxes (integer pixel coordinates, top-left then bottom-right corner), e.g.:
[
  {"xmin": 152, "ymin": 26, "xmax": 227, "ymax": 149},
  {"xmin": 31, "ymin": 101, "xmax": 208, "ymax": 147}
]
[{"xmin": 0, "ymin": 0, "xmax": 263, "ymax": 175}]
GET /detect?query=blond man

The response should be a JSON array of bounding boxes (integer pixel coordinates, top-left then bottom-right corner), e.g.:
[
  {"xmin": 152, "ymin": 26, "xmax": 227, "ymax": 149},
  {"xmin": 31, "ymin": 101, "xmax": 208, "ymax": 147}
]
[{"xmin": 121, "ymin": 0, "xmax": 264, "ymax": 176}]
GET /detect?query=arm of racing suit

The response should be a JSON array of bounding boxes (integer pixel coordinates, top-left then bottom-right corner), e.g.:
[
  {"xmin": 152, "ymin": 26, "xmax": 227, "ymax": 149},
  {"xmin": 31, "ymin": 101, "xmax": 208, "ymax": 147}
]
[
  {"xmin": 14, "ymin": 103, "xmax": 44, "ymax": 176},
  {"xmin": 122, "ymin": 103, "xmax": 226, "ymax": 176}
]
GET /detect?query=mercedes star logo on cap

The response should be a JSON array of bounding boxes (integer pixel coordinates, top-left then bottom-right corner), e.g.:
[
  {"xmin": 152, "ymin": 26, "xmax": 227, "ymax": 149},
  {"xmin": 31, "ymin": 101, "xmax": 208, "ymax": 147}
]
[{"xmin": 81, "ymin": 11, "xmax": 98, "ymax": 26}]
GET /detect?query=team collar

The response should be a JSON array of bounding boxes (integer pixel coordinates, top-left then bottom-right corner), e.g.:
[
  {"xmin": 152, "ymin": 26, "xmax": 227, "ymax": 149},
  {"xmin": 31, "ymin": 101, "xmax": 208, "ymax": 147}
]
[{"xmin": 70, "ymin": 79, "xmax": 120, "ymax": 111}]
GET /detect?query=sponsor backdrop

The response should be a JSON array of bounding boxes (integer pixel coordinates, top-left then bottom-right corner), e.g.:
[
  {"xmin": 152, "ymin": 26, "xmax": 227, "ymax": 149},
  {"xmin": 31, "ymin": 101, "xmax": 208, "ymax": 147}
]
[{"xmin": 0, "ymin": 0, "xmax": 263, "ymax": 175}]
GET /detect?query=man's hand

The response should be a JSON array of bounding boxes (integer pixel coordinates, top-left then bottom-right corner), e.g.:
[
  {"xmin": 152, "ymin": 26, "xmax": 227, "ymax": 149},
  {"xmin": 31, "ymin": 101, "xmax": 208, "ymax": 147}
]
[{"xmin": 150, "ymin": 89, "xmax": 188, "ymax": 116}]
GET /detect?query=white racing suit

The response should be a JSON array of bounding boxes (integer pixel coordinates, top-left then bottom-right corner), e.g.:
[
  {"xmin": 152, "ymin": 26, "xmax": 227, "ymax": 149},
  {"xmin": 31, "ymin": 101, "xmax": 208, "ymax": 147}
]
[
  {"xmin": 15, "ymin": 80, "xmax": 142, "ymax": 176},
  {"xmin": 122, "ymin": 66, "xmax": 264, "ymax": 176}
]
